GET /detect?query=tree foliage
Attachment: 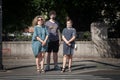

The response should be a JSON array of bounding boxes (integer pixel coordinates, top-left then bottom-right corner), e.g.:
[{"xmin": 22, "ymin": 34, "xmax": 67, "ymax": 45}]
[{"xmin": 3, "ymin": 0, "xmax": 120, "ymax": 34}]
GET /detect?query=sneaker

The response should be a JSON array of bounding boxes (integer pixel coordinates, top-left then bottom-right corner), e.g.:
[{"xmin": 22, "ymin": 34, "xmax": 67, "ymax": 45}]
[
  {"xmin": 45, "ymin": 65, "xmax": 50, "ymax": 71},
  {"xmin": 54, "ymin": 65, "xmax": 61, "ymax": 70}
]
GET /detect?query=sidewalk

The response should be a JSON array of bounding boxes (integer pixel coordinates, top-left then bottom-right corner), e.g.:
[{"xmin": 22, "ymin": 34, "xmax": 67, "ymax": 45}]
[{"xmin": 0, "ymin": 57, "xmax": 120, "ymax": 80}]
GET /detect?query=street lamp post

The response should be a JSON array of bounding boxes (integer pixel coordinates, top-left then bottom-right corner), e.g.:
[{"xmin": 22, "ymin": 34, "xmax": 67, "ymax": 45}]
[{"xmin": 0, "ymin": 0, "xmax": 3, "ymax": 70}]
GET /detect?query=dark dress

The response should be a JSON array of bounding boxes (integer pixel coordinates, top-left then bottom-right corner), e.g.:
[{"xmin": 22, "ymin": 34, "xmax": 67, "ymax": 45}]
[
  {"xmin": 32, "ymin": 25, "xmax": 49, "ymax": 57},
  {"xmin": 62, "ymin": 27, "xmax": 76, "ymax": 55}
]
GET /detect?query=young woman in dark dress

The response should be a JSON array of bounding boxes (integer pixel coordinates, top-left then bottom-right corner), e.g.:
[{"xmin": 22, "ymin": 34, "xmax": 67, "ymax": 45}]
[{"xmin": 61, "ymin": 19, "xmax": 76, "ymax": 72}]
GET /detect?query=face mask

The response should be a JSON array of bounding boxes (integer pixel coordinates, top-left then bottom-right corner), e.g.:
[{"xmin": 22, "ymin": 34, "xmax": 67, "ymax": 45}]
[
  {"xmin": 52, "ymin": 17, "xmax": 55, "ymax": 20},
  {"xmin": 50, "ymin": 15, "xmax": 56, "ymax": 19}
]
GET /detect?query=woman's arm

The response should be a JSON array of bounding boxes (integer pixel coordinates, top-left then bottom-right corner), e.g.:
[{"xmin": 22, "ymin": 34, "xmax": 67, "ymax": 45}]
[
  {"xmin": 36, "ymin": 37, "xmax": 44, "ymax": 43},
  {"xmin": 62, "ymin": 35, "xmax": 71, "ymax": 46},
  {"xmin": 41, "ymin": 35, "xmax": 48, "ymax": 46},
  {"xmin": 44, "ymin": 35, "xmax": 48, "ymax": 42},
  {"xmin": 42, "ymin": 27, "xmax": 49, "ymax": 46},
  {"xmin": 68, "ymin": 28, "xmax": 76, "ymax": 43},
  {"xmin": 68, "ymin": 36, "xmax": 76, "ymax": 43},
  {"xmin": 32, "ymin": 27, "xmax": 43, "ymax": 42}
]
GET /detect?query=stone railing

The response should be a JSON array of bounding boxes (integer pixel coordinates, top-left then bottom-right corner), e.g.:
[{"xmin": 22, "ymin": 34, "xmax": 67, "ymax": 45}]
[
  {"xmin": 2, "ymin": 41, "xmax": 99, "ymax": 58},
  {"xmin": 2, "ymin": 39, "xmax": 120, "ymax": 59}
]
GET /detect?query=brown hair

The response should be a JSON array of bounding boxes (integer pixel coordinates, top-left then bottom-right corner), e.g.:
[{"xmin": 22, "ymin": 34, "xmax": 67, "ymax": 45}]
[
  {"xmin": 49, "ymin": 10, "xmax": 56, "ymax": 16},
  {"xmin": 66, "ymin": 16, "xmax": 73, "ymax": 23}
]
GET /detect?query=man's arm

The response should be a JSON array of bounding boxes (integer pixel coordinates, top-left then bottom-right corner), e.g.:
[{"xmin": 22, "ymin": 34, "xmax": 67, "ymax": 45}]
[{"xmin": 58, "ymin": 29, "xmax": 62, "ymax": 44}]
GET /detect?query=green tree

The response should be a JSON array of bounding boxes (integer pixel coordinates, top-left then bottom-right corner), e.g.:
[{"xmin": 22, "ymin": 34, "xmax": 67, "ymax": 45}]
[{"xmin": 3, "ymin": 0, "xmax": 120, "ymax": 36}]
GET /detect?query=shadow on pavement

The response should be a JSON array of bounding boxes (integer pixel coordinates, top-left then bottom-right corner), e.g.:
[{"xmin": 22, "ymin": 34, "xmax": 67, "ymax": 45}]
[
  {"xmin": 5, "ymin": 60, "xmax": 120, "ymax": 71},
  {"xmin": 6, "ymin": 65, "xmax": 35, "ymax": 70},
  {"xmin": 80, "ymin": 60, "xmax": 120, "ymax": 68},
  {"xmin": 72, "ymin": 65, "xmax": 96, "ymax": 71}
]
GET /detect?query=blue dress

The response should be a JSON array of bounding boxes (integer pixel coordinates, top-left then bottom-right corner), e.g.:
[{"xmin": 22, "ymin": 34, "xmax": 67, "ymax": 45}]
[
  {"xmin": 32, "ymin": 25, "xmax": 49, "ymax": 57},
  {"xmin": 62, "ymin": 27, "xmax": 76, "ymax": 55}
]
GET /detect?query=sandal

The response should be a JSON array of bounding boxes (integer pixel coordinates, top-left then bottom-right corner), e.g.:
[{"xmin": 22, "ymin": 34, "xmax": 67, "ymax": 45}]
[
  {"xmin": 61, "ymin": 68, "xmax": 65, "ymax": 73},
  {"xmin": 40, "ymin": 69, "xmax": 45, "ymax": 73},
  {"xmin": 37, "ymin": 68, "xmax": 40, "ymax": 72},
  {"xmin": 68, "ymin": 67, "xmax": 72, "ymax": 72},
  {"xmin": 36, "ymin": 66, "xmax": 40, "ymax": 72}
]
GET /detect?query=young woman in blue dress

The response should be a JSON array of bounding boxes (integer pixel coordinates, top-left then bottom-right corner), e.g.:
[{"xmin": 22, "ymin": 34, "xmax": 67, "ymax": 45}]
[{"xmin": 61, "ymin": 18, "xmax": 76, "ymax": 72}]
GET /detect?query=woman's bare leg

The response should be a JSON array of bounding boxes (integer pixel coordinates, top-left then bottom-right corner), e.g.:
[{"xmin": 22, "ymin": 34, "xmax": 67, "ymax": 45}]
[
  {"xmin": 63, "ymin": 55, "xmax": 67, "ymax": 68},
  {"xmin": 36, "ymin": 54, "xmax": 41, "ymax": 71},
  {"xmin": 40, "ymin": 52, "xmax": 45, "ymax": 70},
  {"xmin": 68, "ymin": 55, "xmax": 72, "ymax": 72},
  {"xmin": 68, "ymin": 55, "xmax": 72, "ymax": 68}
]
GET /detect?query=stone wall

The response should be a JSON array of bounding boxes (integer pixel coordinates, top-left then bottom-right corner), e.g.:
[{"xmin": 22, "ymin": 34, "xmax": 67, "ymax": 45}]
[
  {"xmin": 91, "ymin": 22, "xmax": 120, "ymax": 58},
  {"xmin": 2, "ymin": 41, "xmax": 100, "ymax": 59},
  {"xmin": 2, "ymin": 40, "xmax": 120, "ymax": 59}
]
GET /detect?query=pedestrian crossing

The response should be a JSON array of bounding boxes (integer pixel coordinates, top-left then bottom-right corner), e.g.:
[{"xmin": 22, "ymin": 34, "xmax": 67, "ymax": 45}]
[{"xmin": 0, "ymin": 74, "xmax": 114, "ymax": 80}]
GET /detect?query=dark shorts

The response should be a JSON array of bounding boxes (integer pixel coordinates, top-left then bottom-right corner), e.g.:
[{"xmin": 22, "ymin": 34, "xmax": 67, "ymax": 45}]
[{"xmin": 47, "ymin": 40, "xmax": 59, "ymax": 53}]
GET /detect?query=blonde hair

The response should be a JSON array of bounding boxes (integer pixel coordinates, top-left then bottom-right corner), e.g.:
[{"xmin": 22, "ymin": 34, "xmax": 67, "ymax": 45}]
[{"xmin": 32, "ymin": 15, "xmax": 45, "ymax": 27}]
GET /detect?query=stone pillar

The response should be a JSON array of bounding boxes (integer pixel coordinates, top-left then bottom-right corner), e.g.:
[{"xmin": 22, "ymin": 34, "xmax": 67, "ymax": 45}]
[
  {"xmin": 0, "ymin": 0, "xmax": 3, "ymax": 70},
  {"xmin": 91, "ymin": 22, "xmax": 109, "ymax": 57}
]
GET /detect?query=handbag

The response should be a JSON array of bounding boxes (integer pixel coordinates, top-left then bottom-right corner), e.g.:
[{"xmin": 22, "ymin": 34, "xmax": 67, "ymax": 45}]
[{"xmin": 74, "ymin": 44, "xmax": 77, "ymax": 50}]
